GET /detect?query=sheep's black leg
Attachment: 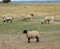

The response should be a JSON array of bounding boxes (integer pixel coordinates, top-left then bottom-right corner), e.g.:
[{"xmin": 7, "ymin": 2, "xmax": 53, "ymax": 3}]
[
  {"xmin": 41, "ymin": 22, "xmax": 43, "ymax": 24},
  {"xmin": 36, "ymin": 36, "xmax": 39, "ymax": 42},
  {"xmin": 47, "ymin": 20, "xmax": 49, "ymax": 24},
  {"xmin": 28, "ymin": 37, "xmax": 30, "ymax": 43}
]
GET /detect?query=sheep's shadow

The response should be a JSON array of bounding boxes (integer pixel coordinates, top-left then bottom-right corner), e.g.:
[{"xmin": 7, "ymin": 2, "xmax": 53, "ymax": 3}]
[{"xmin": 25, "ymin": 40, "xmax": 41, "ymax": 44}]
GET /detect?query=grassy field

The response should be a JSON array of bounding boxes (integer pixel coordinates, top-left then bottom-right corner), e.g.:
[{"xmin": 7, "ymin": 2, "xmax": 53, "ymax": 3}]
[{"xmin": 0, "ymin": 3, "xmax": 60, "ymax": 49}]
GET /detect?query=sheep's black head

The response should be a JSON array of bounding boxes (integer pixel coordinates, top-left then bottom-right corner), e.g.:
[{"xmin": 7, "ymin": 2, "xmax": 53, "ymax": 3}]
[
  {"xmin": 30, "ymin": 13, "xmax": 34, "ymax": 16},
  {"xmin": 23, "ymin": 30, "xmax": 27, "ymax": 34}
]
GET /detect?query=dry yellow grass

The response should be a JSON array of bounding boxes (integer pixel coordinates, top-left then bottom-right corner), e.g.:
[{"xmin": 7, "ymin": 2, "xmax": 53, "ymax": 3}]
[{"xmin": 0, "ymin": 3, "xmax": 60, "ymax": 20}]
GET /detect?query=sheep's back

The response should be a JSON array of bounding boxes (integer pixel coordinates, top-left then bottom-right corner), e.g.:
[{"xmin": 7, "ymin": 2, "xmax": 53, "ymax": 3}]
[
  {"xmin": 6, "ymin": 17, "xmax": 13, "ymax": 20},
  {"xmin": 27, "ymin": 31, "xmax": 39, "ymax": 38}
]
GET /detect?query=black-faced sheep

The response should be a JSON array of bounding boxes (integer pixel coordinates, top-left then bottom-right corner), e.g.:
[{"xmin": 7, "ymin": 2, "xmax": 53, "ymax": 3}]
[
  {"xmin": 23, "ymin": 30, "xmax": 39, "ymax": 43},
  {"xmin": 3, "ymin": 14, "xmax": 14, "ymax": 23}
]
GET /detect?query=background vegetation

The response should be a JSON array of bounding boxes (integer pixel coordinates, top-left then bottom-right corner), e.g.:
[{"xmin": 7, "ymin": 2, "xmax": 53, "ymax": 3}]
[{"xmin": 2, "ymin": 0, "xmax": 11, "ymax": 3}]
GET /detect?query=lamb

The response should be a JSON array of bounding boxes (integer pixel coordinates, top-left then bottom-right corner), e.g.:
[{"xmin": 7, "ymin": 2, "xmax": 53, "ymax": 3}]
[
  {"xmin": 23, "ymin": 30, "xmax": 39, "ymax": 43},
  {"xmin": 3, "ymin": 14, "xmax": 14, "ymax": 23}
]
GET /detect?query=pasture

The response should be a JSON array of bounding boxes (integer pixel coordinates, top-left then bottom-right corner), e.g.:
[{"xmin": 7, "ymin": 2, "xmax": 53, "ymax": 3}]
[{"xmin": 0, "ymin": 3, "xmax": 60, "ymax": 49}]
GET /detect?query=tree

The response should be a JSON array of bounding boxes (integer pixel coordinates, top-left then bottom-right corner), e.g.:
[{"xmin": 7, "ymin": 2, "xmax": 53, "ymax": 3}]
[{"xmin": 2, "ymin": 0, "xmax": 11, "ymax": 3}]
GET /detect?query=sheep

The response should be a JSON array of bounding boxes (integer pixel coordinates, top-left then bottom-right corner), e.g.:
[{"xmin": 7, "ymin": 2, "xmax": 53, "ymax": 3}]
[
  {"xmin": 2, "ymin": 14, "xmax": 14, "ymax": 23},
  {"xmin": 41, "ymin": 16, "xmax": 54, "ymax": 24},
  {"xmin": 21, "ymin": 14, "xmax": 32, "ymax": 21},
  {"xmin": 25, "ymin": 15, "xmax": 32, "ymax": 21},
  {"xmin": 44, "ymin": 16, "xmax": 51, "ymax": 24},
  {"xmin": 23, "ymin": 30, "xmax": 39, "ymax": 43}
]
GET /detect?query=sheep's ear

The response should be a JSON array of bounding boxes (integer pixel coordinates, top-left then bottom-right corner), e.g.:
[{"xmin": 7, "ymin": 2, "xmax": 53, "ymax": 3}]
[{"xmin": 23, "ymin": 30, "xmax": 27, "ymax": 34}]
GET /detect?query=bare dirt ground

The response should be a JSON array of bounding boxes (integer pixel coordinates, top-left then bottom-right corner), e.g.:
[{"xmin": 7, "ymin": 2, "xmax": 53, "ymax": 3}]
[{"xmin": 0, "ymin": 33, "xmax": 60, "ymax": 49}]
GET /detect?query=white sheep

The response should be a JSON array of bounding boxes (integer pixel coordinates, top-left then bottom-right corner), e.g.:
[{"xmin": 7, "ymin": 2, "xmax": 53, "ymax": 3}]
[
  {"xmin": 2, "ymin": 14, "xmax": 14, "ymax": 23},
  {"xmin": 41, "ymin": 16, "xmax": 54, "ymax": 24},
  {"xmin": 22, "ymin": 14, "xmax": 32, "ymax": 21},
  {"xmin": 23, "ymin": 30, "xmax": 39, "ymax": 43},
  {"xmin": 44, "ymin": 16, "xmax": 51, "ymax": 24}
]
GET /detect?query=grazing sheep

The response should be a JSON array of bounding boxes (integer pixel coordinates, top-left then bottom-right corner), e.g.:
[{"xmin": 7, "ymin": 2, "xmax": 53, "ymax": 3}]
[
  {"xmin": 22, "ymin": 14, "xmax": 32, "ymax": 21},
  {"xmin": 25, "ymin": 15, "xmax": 32, "ymax": 21},
  {"xmin": 41, "ymin": 16, "xmax": 54, "ymax": 24},
  {"xmin": 23, "ymin": 30, "xmax": 39, "ymax": 43},
  {"xmin": 44, "ymin": 16, "xmax": 51, "ymax": 24},
  {"xmin": 3, "ymin": 14, "xmax": 14, "ymax": 23}
]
